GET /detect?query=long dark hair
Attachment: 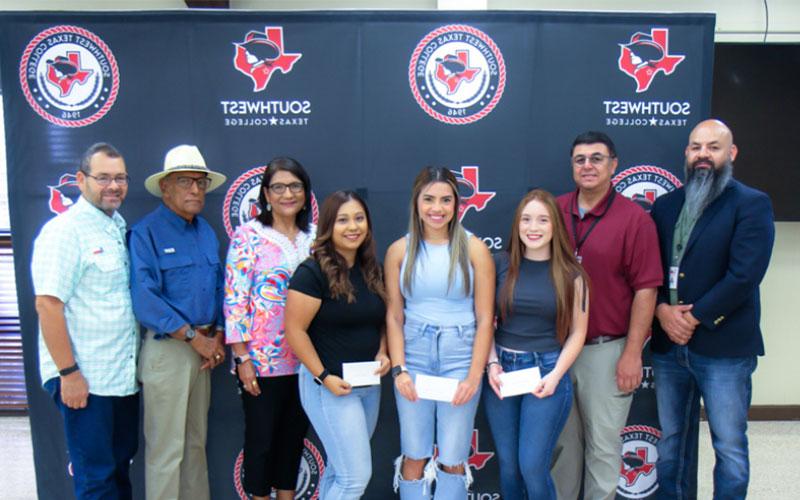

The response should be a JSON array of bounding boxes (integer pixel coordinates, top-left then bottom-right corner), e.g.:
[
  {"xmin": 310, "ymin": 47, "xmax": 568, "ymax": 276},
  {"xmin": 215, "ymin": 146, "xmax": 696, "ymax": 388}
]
[
  {"xmin": 256, "ymin": 156, "xmax": 312, "ymax": 231},
  {"xmin": 312, "ymin": 190, "xmax": 385, "ymax": 303},
  {"xmin": 499, "ymin": 189, "xmax": 588, "ymax": 345},
  {"xmin": 403, "ymin": 166, "xmax": 471, "ymax": 296}
]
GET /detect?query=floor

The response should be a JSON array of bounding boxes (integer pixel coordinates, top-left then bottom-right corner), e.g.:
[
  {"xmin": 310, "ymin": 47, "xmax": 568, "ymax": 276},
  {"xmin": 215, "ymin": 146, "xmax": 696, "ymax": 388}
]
[{"xmin": 0, "ymin": 416, "xmax": 797, "ymax": 499}]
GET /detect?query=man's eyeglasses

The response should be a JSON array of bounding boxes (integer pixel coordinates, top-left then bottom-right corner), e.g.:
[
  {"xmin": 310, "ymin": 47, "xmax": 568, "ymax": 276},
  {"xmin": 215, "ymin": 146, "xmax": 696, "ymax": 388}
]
[
  {"xmin": 83, "ymin": 172, "xmax": 130, "ymax": 187},
  {"xmin": 268, "ymin": 182, "xmax": 304, "ymax": 194},
  {"xmin": 572, "ymin": 154, "xmax": 615, "ymax": 167},
  {"xmin": 174, "ymin": 176, "xmax": 211, "ymax": 190}
]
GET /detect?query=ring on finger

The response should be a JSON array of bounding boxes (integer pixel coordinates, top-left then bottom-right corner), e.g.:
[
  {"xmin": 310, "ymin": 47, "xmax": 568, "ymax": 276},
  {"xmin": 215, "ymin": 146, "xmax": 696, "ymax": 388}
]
[{"xmin": 251, "ymin": 380, "xmax": 257, "ymax": 387}]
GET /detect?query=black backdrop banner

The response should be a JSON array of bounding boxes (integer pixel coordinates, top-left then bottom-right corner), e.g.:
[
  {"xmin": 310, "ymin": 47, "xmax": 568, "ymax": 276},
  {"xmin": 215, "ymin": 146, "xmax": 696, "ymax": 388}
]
[{"xmin": 0, "ymin": 10, "xmax": 714, "ymax": 500}]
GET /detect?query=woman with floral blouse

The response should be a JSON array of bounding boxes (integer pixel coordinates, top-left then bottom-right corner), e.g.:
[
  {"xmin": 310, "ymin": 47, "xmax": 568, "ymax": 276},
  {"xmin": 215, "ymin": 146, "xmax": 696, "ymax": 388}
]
[{"xmin": 224, "ymin": 157, "xmax": 315, "ymax": 500}]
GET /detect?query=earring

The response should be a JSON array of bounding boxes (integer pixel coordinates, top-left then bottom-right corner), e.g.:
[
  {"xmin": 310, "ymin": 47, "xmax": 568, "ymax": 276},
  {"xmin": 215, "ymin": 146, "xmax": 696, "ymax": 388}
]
[{"xmin": 266, "ymin": 203, "xmax": 272, "ymax": 212}]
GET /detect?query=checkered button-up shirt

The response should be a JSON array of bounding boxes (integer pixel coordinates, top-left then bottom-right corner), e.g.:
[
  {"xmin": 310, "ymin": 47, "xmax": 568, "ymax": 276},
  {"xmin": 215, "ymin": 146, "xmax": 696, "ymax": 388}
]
[{"xmin": 31, "ymin": 196, "xmax": 139, "ymax": 396}]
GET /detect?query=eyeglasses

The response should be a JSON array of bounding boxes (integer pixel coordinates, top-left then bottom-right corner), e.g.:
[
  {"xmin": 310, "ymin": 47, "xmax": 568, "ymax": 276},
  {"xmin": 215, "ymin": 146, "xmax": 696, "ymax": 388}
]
[
  {"xmin": 572, "ymin": 154, "xmax": 615, "ymax": 166},
  {"xmin": 174, "ymin": 176, "xmax": 211, "ymax": 190},
  {"xmin": 83, "ymin": 172, "xmax": 130, "ymax": 187},
  {"xmin": 268, "ymin": 182, "xmax": 304, "ymax": 194}
]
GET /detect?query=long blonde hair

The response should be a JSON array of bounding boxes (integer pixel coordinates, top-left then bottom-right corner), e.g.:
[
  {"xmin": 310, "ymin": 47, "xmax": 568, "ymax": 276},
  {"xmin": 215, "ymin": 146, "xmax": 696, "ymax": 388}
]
[
  {"xmin": 403, "ymin": 166, "xmax": 471, "ymax": 296},
  {"xmin": 498, "ymin": 189, "xmax": 588, "ymax": 344}
]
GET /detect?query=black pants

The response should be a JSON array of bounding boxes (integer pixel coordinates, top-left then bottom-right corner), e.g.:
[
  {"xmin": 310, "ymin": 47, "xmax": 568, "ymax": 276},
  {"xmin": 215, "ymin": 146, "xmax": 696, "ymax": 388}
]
[{"xmin": 239, "ymin": 374, "xmax": 310, "ymax": 496}]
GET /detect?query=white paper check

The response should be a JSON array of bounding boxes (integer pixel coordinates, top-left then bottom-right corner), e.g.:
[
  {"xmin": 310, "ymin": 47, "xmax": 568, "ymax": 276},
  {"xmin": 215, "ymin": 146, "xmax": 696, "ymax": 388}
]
[
  {"xmin": 499, "ymin": 366, "xmax": 542, "ymax": 398},
  {"xmin": 342, "ymin": 361, "xmax": 381, "ymax": 387},
  {"xmin": 415, "ymin": 374, "xmax": 459, "ymax": 402}
]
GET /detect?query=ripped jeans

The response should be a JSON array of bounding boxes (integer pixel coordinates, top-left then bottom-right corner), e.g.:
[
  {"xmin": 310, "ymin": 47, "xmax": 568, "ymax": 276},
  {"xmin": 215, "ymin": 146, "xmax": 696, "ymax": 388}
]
[{"xmin": 394, "ymin": 319, "xmax": 481, "ymax": 500}]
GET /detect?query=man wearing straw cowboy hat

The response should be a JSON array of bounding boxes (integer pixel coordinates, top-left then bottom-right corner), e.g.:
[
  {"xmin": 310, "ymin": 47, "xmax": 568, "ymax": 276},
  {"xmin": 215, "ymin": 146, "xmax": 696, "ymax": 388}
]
[{"xmin": 129, "ymin": 144, "xmax": 227, "ymax": 500}]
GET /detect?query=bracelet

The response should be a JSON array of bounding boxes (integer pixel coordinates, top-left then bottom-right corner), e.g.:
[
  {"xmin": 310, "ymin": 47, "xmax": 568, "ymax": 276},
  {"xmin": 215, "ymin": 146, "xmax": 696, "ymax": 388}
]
[
  {"xmin": 486, "ymin": 361, "xmax": 500, "ymax": 372},
  {"xmin": 59, "ymin": 363, "xmax": 80, "ymax": 376}
]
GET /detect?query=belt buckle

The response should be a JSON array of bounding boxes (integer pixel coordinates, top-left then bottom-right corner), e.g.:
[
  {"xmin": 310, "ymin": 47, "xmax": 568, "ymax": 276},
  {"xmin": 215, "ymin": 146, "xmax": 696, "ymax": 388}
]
[
  {"xmin": 194, "ymin": 324, "xmax": 213, "ymax": 337},
  {"xmin": 587, "ymin": 335, "xmax": 617, "ymax": 346}
]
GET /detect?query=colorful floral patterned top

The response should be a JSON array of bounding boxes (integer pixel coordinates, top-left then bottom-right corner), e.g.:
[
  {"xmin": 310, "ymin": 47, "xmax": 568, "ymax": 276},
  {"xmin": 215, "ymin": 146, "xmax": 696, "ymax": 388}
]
[{"xmin": 224, "ymin": 219, "xmax": 315, "ymax": 377}]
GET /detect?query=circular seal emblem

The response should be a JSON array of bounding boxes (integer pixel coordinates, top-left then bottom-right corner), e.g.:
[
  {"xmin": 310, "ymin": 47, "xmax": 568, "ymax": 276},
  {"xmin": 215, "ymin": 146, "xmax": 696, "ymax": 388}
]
[
  {"xmin": 233, "ymin": 439, "xmax": 326, "ymax": 499},
  {"xmin": 222, "ymin": 166, "xmax": 319, "ymax": 238},
  {"xmin": 409, "ymin": 24, "xmax": 506, "ymax": 125},
  {"xmin": 617, "ymin": 425, "xmax": 661, "ymax": 499},
  {"xmin": 612, "ymin": 165, "xmax": 682, "ymax": 213},
  {"xmin": 19, "ymin": 25, "xmax": 120, "ymax": 127}
]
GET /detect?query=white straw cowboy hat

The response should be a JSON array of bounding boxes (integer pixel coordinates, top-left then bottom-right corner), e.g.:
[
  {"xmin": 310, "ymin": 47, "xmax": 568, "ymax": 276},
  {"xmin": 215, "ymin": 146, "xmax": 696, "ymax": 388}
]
[{"xmin": 144, "ymin": 144, "xmax": 227, "ymax": 197}]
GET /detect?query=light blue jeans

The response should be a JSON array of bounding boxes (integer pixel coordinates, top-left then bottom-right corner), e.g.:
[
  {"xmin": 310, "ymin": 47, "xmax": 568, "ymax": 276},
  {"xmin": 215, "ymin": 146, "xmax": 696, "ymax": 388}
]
[
  {"xmin": 394, "ymin": 319, "xmax": 481, "ymax": 500},
  {"xmin": 298, "ymin": 365, "xmax": 381, "ymax": 500},
  {"xmin": 652, "ymin": 345, "xmax": 757, "ymax": 500}
]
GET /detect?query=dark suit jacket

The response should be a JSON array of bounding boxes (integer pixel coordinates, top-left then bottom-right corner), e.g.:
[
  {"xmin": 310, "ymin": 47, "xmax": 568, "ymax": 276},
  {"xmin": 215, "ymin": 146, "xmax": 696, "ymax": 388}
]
[{"xmin": 650, "ymin": 179, "xmax": 775, "ymax": 357}]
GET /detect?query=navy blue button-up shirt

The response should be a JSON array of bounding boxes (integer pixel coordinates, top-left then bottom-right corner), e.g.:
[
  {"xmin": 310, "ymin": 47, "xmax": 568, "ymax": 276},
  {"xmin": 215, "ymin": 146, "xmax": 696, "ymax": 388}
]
[{"xmin": 129, "ymin": 204, "xmax": 224, "ymax": 338}]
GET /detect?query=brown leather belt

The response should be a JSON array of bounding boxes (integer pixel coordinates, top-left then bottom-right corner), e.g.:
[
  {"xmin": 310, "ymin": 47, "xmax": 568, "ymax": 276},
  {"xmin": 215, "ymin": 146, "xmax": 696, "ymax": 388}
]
[{"xmin": 585, "ymin": 335, "xmax": 623, "ymax": 345}]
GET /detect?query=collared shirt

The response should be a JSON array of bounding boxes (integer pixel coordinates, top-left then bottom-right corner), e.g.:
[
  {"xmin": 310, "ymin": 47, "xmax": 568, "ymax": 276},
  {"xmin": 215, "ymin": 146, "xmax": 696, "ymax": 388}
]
[
  {"xmin": 31, "ymin": 196, "xmax": 139, "ymax": 396},
  {"xmin": 224, "ymin": 220, "xmax": 315, "ymax": 376},
  {"xmin": 557, "ymin": 187, "xmax": 662, "ymax": 340},
  {"xmin": 129, "ymin": 204, "xmax": 224, "ymax": 338},
  {"xmin": 669, "ymin": 204, "xmax": 701, "ymax": 305}
]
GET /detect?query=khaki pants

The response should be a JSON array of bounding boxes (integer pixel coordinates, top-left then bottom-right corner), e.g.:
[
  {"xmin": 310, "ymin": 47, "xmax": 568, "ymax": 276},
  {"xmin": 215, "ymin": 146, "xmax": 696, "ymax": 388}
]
[
  {"xmin": 138, "ymin": 331, "xmax": 211, "ymax": 500},
  {"xmin": 551, "ymin": 337, "xmax": 633, "ymax": 500}
]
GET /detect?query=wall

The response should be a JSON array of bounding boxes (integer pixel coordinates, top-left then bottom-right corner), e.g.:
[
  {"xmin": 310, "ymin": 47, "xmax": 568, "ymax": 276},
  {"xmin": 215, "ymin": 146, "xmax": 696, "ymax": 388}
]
[{"xmin": 755, "ymin": 222, "xmax": 800, "ymax": 405}]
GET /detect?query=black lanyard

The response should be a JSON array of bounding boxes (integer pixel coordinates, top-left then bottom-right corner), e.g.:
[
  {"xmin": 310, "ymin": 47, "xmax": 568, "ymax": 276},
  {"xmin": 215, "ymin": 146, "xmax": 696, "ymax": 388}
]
[{"xmin": 571, "ymin": 190, "xmax": 616, "ymax": 257}]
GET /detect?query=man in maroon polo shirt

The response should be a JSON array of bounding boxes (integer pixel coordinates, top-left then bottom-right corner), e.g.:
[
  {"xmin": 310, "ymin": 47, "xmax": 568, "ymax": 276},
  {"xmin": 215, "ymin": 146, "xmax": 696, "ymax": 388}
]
[{"xmin": 551, "ymin": 131, "xmax": 662, "ymax": 500}]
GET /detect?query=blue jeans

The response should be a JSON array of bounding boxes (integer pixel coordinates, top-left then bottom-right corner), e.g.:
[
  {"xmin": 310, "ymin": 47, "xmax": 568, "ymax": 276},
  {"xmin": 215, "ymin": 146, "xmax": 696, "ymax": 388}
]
[
  {"xmin": 652, "ymin": 346, "xmax": 757, "ymax": 500},
  {"xmin": 394, "ymin": 319, "xmax": 481, "ymax": 500},
  {"xmin": 482, "ymin": 347, "xmax": 571, "ymax": 500},
  {"xmin": 44, "ymin": 377, "xmax": 139, "ymax": 500},
  {"xmin": 298, "ymin": 366, "xmax": 380, "ymax": 500}
]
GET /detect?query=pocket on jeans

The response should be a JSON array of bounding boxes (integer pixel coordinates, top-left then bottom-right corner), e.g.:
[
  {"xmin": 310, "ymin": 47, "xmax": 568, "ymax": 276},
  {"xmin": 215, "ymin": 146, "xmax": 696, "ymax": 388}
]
[
  {"xmin": 457, "ymin": 327, "xmax": 476, "ymax": 348},
  {"xmin": 403, "ymin": 322, "xmax": 426, "ymax": 342},
  {"xmin": 537, "ymin": 350, "xmax": 561, "ymax": 374}
]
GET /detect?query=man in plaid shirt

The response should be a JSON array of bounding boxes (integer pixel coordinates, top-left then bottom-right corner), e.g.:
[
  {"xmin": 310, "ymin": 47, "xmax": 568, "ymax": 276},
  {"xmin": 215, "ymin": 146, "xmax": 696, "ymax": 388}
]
[{"xmin": 32, "ymin": 143, "xmax": 139, "ymax": 500}]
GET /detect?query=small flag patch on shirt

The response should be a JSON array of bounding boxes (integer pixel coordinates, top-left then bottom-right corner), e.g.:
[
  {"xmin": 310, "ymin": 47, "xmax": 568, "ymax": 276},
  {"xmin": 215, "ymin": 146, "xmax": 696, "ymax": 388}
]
[
  {"xmin": 92, "ymin": 247, "xmax": 104, "ymax": 254},
  {"xmin": 163, "ymin": 248, "xmax": 176, "ymax": 254}
]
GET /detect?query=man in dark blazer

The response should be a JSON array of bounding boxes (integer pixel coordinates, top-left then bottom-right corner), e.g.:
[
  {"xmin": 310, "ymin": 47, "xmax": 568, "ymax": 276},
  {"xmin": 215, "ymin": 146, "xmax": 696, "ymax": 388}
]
[{"xmin": 650, "ymin": 119, "xmax": 775, "ymax": 499}]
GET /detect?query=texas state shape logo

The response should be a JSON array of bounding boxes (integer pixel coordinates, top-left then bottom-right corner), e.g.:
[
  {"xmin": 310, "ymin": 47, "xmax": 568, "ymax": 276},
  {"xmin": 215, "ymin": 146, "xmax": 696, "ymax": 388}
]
[{"xmin": 618, "ymin": 28, "xmax": 685, "ymax": 93}]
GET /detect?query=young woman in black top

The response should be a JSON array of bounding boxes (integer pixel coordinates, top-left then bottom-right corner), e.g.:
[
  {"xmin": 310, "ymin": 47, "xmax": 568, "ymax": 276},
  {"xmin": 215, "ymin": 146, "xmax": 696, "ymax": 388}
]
[{"xmin": 285, "ymin": 190, "xmax": 389, "ymax": 500}]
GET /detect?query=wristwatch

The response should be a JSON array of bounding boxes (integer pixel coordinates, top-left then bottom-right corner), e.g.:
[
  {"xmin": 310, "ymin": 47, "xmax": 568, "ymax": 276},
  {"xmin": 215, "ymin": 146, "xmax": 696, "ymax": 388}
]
[
  {"xmin": 59, "ymin": 363, "xmax": 80, "ymax": 376},
  {"xmin": 391, "ymin": 365, "xmax": 409, "ymax": 379},
  {"xmin": 234, "ymin": 354, "xmax": 251, "ymax": 365},
  {"xmin": 313, "ymin": 369, "xmax": 330, "ymax": 386},
  {"xmin": 184, "ymin": 328, "xmax": 197, "ymax": 343}
]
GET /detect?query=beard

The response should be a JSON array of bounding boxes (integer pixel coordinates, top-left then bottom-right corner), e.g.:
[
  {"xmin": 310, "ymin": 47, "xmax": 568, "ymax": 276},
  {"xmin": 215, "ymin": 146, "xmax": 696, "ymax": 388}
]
[{"xmin": 683, "ymin": 159, "xmax": 733, "ymax": 219}]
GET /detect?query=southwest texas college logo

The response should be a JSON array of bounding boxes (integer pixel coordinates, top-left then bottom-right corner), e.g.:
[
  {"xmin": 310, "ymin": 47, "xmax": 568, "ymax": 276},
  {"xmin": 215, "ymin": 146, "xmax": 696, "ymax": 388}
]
[
  {"xmin": 233, "ymin": 27, "xmax": 301, "ymax": 92},
  {"xmin": 451, "ymin": 166, "xmax": 496, "ymax": 221},
  {"xmin": 618, "ymin": 28, "xmax": 685, "ymax": 93},
  {"xmin": 222, "ymin": 166, "xmax": 319, "ymax": 238},
  {"xmin": 20, "ymin": 25, "xmax": 119, "ymax": 127},
  {"xmin": 410, "ymin": 25, "xmax": 506, "ymax": 125},
  {"xmin": 618, "ymin": 425, "xmax": 661, "ymax": 499},
  {"xmin": 234, "ymin": 439, "xmax": 325, "ymax": 500},
  {"xmin": 612, "ymin": 165, "xmax": 682, "ymax": 213},
  {"xmin": 47, "ymin": 173, "xmax": 80, "ymax": 214}
]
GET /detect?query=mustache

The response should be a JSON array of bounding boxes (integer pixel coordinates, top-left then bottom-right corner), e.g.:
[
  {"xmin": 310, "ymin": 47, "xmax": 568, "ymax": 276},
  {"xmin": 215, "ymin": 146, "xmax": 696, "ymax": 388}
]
[{"xmin": 691, "ymin": 158, "xmax": 714, "ymax": 168}]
